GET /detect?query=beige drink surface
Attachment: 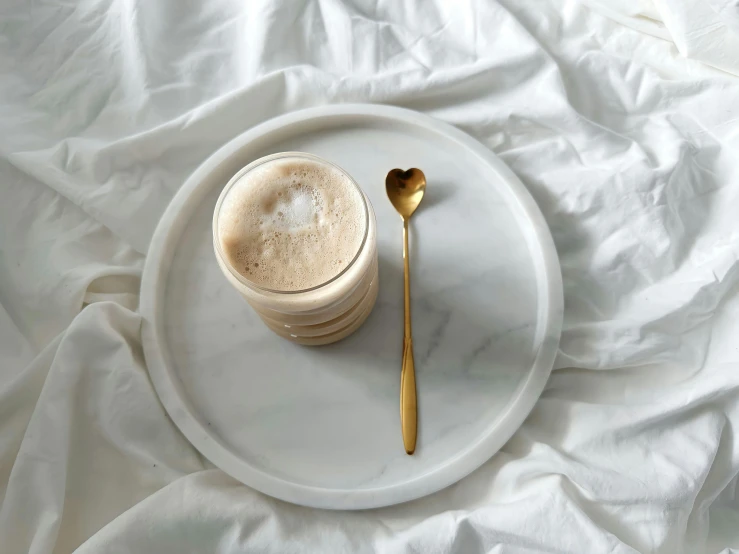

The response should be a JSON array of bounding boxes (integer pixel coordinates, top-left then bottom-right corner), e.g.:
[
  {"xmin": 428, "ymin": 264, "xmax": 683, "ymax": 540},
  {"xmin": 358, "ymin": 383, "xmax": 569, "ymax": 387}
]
[{"xmin": 217, "ymin": 157, "xmax": 366, "ymax": 291}]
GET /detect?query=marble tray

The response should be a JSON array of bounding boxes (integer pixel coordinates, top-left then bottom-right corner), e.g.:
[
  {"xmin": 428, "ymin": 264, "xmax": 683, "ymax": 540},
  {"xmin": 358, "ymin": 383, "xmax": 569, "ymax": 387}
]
[{"xmin": 140, "ymin": 104, "xmax": 563, "ymax": 510}]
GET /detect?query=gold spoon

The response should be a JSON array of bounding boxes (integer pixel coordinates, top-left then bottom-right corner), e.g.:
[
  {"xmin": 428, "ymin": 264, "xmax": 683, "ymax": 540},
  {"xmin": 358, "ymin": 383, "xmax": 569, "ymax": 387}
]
[{"xmin": 386, "ymin": 168, "xmax": 426, "ymax": 455}]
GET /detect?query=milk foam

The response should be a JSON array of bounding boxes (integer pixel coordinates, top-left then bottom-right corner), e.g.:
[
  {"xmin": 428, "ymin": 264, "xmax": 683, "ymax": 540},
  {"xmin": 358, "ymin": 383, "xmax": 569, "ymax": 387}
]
[{"xmin": 217, "ymin": 157, "xmax": 366, "ymax": 291}]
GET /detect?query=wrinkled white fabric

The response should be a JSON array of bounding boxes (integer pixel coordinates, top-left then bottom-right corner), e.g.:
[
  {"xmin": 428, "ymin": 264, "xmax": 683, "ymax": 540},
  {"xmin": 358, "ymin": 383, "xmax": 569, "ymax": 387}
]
[
  {"xmin": 584, "ymin": 0, "xmax": 739, "ymax": 75},
  {"xmin": 1, "ymin": 0, "xmax": 739, "ymax": 552}
]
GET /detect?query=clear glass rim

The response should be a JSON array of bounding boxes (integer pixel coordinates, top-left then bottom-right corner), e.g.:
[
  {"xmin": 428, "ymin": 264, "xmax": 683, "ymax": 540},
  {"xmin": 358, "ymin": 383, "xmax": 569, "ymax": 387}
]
[{"xmin": 212, "ymin": 152, "xmax": 370, "ymax": 295}]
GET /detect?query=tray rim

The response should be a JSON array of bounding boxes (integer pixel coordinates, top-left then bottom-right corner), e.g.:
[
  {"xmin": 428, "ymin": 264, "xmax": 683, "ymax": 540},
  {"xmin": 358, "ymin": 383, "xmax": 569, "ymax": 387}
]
[{"xmin": 140, "ymin": 103, "xmax": 564, "ymax": 510}]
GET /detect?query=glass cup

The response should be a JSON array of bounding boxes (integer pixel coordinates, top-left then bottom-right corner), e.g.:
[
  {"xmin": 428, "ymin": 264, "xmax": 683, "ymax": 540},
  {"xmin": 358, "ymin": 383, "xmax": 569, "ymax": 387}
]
[{"xmin": 212, "ymin": 152, "xmax": 379, "ymax": 345}]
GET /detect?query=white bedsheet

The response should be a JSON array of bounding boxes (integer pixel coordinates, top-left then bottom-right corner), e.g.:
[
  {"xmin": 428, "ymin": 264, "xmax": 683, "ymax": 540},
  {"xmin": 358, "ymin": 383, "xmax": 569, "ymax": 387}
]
[{"xmin": 1, "ymin": 0, "xmax": 739, "ymax": 552}]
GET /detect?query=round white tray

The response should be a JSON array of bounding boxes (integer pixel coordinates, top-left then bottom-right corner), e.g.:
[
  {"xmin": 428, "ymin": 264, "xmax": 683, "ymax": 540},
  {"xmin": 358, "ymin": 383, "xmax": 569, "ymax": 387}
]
[{"xmin": 140, "ymin": 104, "xmax": 563, "ymax": 510}]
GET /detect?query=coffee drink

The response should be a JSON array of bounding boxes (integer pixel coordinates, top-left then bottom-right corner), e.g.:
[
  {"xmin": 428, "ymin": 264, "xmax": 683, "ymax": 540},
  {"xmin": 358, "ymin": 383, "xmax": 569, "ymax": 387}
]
[{"xmin": 213, "ymin": 153, "xmax": 378, "ymax": 345}]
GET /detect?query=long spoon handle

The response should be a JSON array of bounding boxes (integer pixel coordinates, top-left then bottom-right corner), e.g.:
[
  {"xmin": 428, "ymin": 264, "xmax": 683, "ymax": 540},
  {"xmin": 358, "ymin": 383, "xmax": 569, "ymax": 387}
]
[{"xmin": 400, "ymin": 217, "xmax": 417, "ymax": 455}]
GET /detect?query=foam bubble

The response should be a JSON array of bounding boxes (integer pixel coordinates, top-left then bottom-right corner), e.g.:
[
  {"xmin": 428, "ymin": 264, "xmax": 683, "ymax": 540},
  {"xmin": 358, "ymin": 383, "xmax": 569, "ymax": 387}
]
[{"xmin": 217, "ymin": 157, "xmax": 366, "ymax": 291}]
